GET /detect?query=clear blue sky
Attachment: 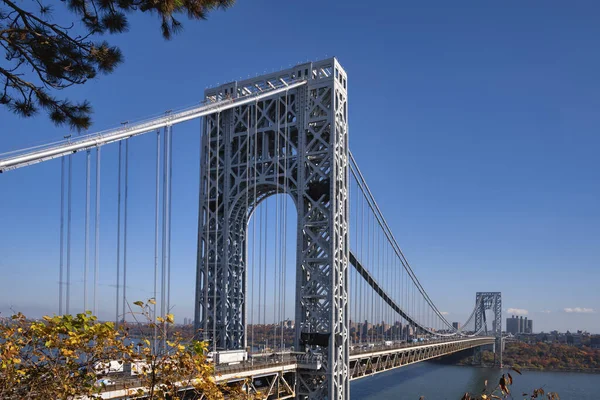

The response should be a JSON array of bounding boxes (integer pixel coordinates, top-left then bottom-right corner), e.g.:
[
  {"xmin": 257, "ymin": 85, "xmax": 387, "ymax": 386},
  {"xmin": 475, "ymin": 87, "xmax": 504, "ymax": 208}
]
[{"xmin": 0, "ymin": 1, "xmax": 598, "ymax": 333}]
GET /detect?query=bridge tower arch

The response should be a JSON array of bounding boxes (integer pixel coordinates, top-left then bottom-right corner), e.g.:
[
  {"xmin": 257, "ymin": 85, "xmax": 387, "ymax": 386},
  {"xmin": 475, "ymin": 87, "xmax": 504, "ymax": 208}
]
[
  {"xmin": 474, "ymin": 292, "xmax": 502, "ymax": 366},
  {"xmin": 194, "ymin": 58, "xmax": 350, "ymax": 400}
]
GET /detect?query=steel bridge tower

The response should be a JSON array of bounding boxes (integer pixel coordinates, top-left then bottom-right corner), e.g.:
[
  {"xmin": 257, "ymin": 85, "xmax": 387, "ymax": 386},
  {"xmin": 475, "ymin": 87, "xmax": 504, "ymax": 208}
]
[
  {"xmin": 195, "ymin": 58, "xmax": 349, "ymax": 400},
  {"xmin": 474, "ymin": 292, "xmax": 502, "ymax": 366}
]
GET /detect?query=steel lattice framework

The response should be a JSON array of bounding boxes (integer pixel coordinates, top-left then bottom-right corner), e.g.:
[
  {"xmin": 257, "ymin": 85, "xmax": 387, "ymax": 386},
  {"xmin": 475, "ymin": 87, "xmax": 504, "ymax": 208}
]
[
  {"xmin": 195, "ymin": 58, "xmax": 349, "ymax": 400},
  {"xmin": 474, "ymin": 292, "xmax": 502, "ymax": 366}
]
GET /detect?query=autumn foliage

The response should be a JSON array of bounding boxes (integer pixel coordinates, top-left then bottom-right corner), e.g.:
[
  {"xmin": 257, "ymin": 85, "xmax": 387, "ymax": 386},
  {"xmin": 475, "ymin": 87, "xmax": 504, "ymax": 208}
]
[
  {"xmin": 462, "ymin": 341, "xmax": 600, "ymax": 373},
  {"xmin": 0, "ymin": 300, "xmax": 246, "ymax": 399}
]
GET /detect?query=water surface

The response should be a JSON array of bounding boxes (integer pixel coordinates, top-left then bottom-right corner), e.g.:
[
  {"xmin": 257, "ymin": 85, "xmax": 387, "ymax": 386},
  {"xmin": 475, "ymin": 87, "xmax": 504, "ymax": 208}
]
[{"xmin": 350, "ymin": 362, "xmax": 600, "ymax": 399}]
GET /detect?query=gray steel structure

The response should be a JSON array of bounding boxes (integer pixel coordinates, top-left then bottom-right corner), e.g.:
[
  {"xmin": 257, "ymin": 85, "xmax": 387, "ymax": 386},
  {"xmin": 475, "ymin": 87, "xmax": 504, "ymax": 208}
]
[
  {"xmin": 474, "ymin": 292, "xmax": 502, "ymax": 366},
  {"xmin": 195, "ymin": 58, "xmax": 349, "ymax": 400}
]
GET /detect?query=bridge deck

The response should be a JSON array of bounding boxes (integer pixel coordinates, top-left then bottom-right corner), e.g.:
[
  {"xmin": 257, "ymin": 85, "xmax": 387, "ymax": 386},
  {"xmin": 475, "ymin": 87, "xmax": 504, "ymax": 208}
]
[{"xmin": 95, "ymin": 337, "xmax": 494, "ymax": 399}]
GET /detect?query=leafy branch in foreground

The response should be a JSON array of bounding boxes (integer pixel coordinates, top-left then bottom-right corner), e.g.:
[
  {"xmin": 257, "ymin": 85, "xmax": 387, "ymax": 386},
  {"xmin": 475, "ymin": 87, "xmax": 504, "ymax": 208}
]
[
  {"xmin": 0, "ymin": 0, "xmax": 234, "ymax": 130},
  {"xmin": 0, "ymin": 300, "xmax": 252, "ymax": 399},
  {"xmin": 457, "ymin": 367, "xmax": 560, "ymax": 400}
]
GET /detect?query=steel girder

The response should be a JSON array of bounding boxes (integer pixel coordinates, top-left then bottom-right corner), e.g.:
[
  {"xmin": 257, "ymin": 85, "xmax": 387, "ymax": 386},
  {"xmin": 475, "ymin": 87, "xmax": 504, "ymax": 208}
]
[
  {"xmin": 474, "ymin": 292, "xmax": 502, "ymax": 366},
  {"xmin": 195, "ymin": 58, "xmax": 349, "ymax": 400},
  {"xmin": 348, "ymin": 338, "xmax": 494, "ymax": 380}
]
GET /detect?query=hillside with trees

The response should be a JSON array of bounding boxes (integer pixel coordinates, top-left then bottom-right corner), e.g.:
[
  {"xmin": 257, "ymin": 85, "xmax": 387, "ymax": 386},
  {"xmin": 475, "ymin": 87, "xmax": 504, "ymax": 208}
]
[{"xmin": 457, "ymin": 341, "xmax": 600, "ymax": 373}]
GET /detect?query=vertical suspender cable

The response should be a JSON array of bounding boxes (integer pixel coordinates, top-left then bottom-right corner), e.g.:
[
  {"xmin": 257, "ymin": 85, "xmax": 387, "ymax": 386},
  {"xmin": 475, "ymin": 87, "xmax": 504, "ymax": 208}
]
[
  {"xmin": 359, "ymin": 189, "xmax": 364, "ymax": 343},
  {"xmin": 162, "ymin": 126, "xmax": 169, "ymax": 348},
  {"xmin": 401, "ymin": 256, "xmax": 410, "ymax": 342},
  {"xmin": 412, "ymin": 280, "xmax": 418, "ymax": 337},
  {"xmin": 258, "ymin": 205, "xmax": 263, "ymax": 342},
  {"xmin": 382, "ymin": 238, "xmax": 386, "ymax": 340},
  {"xmin": 390, "ymin": 244, "xmax": 393, "ymax": 339},
  {"xmin": 370, "ymin": 210, "xmax": 375, "ymax": 343},
  {"xmin": 273, "ymin": 97, "xmax": 280, "ymax": 349},
  {"xmin": 167, "ymin": 126, "xmax": 173, "ymax": 315},
  {"xmin": 376, "ymin": 226, "xmax": 379, "ymax": 341},
  {"xmin": 384, "ymin": 231, "xmax": 388, "ymax": 339},
  {"xmin": 122, "ymin": 139, "xmax": 129, "ymax": 322},
  {"xmin": 59, "ymin": 157, "xmax": 65, "ymax": 315},
  {"xmin": 354, "ymin": 178, "xmax": 359, "ymax": 343},
  {"xmin": 395, "ymin": 248, "xmax": 399, "ymax": 340},
  {"xmin": 279, "ymin": 191, "xmax": 284, "ymax": 352},
  {"xmin": 94, "ymin": 147, "xmax": 101, "ymax": 316},
  {"xmin": 282, "ymin": 90, "xmax": 289, "ymax": 355},
  {"xmin": 84, "ymin": 151, "xmax": 91, "ymax": 312},
  {"xmin": 406, "ymin": 253, "xmax": 409, "ymax": 341},
  {"xmin": 263, "ymin": 188, "xmax": 268, "ymax": 329},
  {"xmin": 280, "ymin": 93, "xmax": 285, "ymax": 354},
  {"xmin": 154, "ymin": 130, "xmax": 160, "ymax": 352},
  {"xmin": 393, "ymin": 249, "xmax": 396, "ymax": 340},
  {"xmin": 386, "ymin": 242, "xmax": 390, "ymax": 340},
  {"xmin": 364, "ymin": 194, "xmax": 369, "ymax": 341},
  {"xmin": 379, "ymin": 218, "xmax": 384, "ymax": 337},
  {"xmin": 116, "ymin": 142, "xmax": 122, "ymax": 324},
  {"xmin": 66, "ymin": 155, "xmax": 72, "ymax": 315}
]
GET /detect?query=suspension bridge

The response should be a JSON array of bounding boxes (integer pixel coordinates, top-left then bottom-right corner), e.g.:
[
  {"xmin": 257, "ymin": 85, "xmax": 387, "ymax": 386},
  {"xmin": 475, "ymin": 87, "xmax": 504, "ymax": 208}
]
[{"xmin": 0, "ymin": 58, "xmax": 502, "ymax": 400}]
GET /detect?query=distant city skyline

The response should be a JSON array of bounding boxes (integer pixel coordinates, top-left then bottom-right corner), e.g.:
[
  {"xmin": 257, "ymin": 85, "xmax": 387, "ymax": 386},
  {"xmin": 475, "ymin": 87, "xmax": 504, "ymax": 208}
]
[{"xmin": 1, "ymin": 1, "xmax": 598, "ymax": 333}]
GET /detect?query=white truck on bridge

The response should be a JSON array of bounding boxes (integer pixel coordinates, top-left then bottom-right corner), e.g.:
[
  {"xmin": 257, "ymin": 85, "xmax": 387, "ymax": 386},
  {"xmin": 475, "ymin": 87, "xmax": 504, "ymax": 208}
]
[{"xmin": 208, "ymin": 350, "xmax": 248, "ymax": 365}]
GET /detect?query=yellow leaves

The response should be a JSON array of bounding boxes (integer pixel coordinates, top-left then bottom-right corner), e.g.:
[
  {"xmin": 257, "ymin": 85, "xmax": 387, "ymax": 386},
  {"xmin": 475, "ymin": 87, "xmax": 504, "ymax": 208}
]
[
  {"xmin": 61, "ymin": 348, "xmax": 75, "ymax": 357},
  {"xmin": 133, "ymin": 300, "xmax": 145, "ymax": 307},
  {"xmin": 0, "ymin": 299, "xmax": 241, "ymax": 400}
]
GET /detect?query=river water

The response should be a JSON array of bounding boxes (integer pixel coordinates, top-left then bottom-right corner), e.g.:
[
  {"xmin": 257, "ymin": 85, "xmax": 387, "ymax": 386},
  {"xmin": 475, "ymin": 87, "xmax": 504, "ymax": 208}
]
[{"xmin": 350, "ymin": 362, "xmax": 600, "ymax": 399}]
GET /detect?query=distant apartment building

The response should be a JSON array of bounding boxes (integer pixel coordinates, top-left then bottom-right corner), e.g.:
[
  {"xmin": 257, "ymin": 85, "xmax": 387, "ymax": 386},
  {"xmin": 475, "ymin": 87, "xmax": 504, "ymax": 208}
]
[
  {"xmin": 506, "ymin": 315, "xmax": 534, "ymax": 334},
  {"xmin": 452, "ymin": 322, "xmax": 461, "ymax": 330},
  {"xmin": 506, "ymin": 316, "xmax": 519, "ymax": 334}
]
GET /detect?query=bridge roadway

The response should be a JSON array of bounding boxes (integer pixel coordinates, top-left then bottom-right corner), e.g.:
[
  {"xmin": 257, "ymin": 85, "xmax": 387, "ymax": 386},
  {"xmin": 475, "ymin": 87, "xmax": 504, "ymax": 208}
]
[{"xmin": 95, "ymin": 336, "xmax": 494, "ymax": 399}]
